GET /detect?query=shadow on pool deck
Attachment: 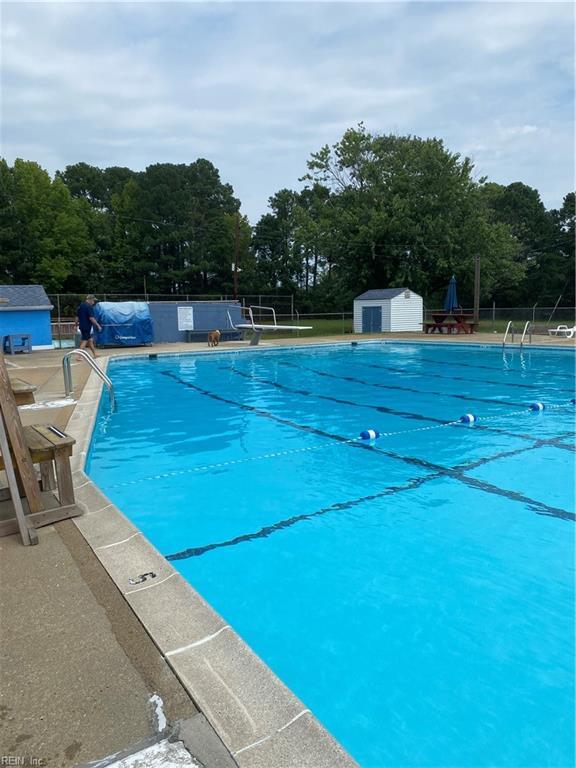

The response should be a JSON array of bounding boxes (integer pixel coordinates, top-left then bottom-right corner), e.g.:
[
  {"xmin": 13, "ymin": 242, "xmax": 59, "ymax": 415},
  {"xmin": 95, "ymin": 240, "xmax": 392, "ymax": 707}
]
[
  {"xmin": 0, "ymin": 332, "xmax": 573, "ymax": 766},
  {"xmin": 0, "ymin": 521, "xmax": 201, "ymax": 766}
]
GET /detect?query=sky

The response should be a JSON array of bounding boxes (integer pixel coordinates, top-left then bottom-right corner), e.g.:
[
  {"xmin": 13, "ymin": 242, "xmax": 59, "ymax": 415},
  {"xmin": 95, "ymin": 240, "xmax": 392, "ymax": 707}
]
[{"xmin": 1, "ymin": 1, "xmax": 574, "ymax": 224}]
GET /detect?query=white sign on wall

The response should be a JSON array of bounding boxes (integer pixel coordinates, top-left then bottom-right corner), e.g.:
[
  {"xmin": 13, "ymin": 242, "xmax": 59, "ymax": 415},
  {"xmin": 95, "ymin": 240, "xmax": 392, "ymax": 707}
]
[{"xmin": 177, "ymin": 307, "xmax": 194, "ymax": 331}]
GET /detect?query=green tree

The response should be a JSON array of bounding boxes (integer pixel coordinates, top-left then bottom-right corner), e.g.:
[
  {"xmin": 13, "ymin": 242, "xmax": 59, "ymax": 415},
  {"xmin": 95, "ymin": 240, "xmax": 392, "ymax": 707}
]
[
  {"xmin": 251, "ymin": 189, "xmax": 303, "ymax": 292},
  {"xmin": 535, "ymin": 192, "xmax": 575, "ymax": 305},
  {"xmin": 292, "ymin": 184, "xmax": 335, "ymax": 292},
  {"xmin": 136, "ymin": 160, "xmax": 240, "ymax": 294},
  {"xmin": 301, "ymin": 125, "xmax": 524, "ymax": 307},
  {"xmin": 219, "ymin": 212, "xmax": 253, "ymax": 297},
  {"xmin": 0, "ymin": 159, "xmax": 94, "ymax": 291},
  {"xmin": 106, "ymin": 178, "xmax": 147, "ymax": 292},
  {"xmin": 58, "ymin": 162, "xmax": 137, "ymax": 211},
  {"xmin": 0, "ymin": 158, "xmax": 19, "ymax": 283},
  {"xmin": 479, "ymin": 182, "xmax": 561, "ymax": 304}
]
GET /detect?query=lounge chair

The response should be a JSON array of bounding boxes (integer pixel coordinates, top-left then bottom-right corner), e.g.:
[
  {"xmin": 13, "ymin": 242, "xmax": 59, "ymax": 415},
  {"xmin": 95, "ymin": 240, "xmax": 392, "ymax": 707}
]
[{"xmin": 548, "ymin": 325, "xmax": 576, "ymax": 339}]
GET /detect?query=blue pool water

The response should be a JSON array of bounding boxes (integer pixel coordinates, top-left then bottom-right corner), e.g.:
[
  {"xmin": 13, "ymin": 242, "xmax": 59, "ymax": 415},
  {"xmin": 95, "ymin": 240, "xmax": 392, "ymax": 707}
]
[{"xmin": 88, "ymin": 343, "xmax": 575, "ymax": 768}]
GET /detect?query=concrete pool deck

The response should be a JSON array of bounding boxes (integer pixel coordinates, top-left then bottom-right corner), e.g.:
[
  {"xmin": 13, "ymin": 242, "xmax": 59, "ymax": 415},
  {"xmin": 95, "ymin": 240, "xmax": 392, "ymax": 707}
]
[{"xmin": 1, "ymin": 332, "xmax": 574, "ymax": 767}]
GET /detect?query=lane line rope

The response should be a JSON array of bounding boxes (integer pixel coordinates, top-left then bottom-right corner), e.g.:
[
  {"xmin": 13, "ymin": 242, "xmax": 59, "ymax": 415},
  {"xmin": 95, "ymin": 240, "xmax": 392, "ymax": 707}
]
[{"xmin": 108, "ymin": 399, "xmax": 574, "ymax": 489}]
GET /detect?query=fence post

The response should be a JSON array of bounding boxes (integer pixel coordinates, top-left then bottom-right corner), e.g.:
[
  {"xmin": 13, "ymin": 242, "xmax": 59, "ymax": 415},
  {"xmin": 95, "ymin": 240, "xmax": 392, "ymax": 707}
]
[
  {"xmin": 56, "ymin": 294, "xmax": 62, "ymax": 348},
  {"xmin": 473, "ymin": 254, "xmax": 481, "ymax": 324},
  {"xmin": 492, "ymin": 301, "xmax": 496, "ymax": 332}
]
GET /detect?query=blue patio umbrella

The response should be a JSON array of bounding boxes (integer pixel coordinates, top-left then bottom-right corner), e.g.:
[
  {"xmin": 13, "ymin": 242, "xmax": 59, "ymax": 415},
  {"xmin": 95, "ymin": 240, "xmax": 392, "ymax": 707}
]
[{"xmin": 443, "ymin": 275, "xmax": 459, "ymax": 313}]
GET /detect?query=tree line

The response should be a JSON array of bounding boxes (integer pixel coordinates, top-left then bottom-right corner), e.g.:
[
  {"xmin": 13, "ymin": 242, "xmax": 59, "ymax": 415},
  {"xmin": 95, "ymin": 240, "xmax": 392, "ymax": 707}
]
[{"xmin": 1, "ymin": 124, "xmax": 573, "ymax": 311}]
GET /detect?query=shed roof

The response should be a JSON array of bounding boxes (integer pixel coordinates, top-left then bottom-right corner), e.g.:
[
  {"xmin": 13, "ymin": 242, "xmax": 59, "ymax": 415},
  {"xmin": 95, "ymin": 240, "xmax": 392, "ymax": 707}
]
[
  {"xmin": 0, "ymin": 285, "xmax": 53, "ymax": 310},
  {"xmin": 355, "ymin": 288, "xmax": 416, "ymax": 301}
]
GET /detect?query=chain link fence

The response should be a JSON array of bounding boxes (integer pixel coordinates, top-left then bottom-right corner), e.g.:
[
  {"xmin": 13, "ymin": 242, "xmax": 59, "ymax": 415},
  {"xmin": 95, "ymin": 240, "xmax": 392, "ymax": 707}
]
[
  {"xmin": 48, "ymin": 293, "xmax": 297, "ymax": 346},
  {"xmin": 439, "ymin": 306, "xmax": 576, "ymax": 334},
  {"xmin": 49, "ymin": 293, "xmax": 575, "ymax": 344},
  {"xmin": 48, "ymin": 292, "xmax": 294, "ymax": 317}
]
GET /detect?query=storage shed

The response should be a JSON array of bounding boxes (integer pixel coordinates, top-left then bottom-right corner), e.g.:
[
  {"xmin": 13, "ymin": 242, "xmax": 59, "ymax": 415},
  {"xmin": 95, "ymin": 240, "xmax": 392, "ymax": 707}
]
[
  {"xmin": 354, "ymin": 288, "xmax": 423, "ymax": 333},
  {"xmin": 0, "ymin": 285, "xmax": 53, "ymax": 350}
]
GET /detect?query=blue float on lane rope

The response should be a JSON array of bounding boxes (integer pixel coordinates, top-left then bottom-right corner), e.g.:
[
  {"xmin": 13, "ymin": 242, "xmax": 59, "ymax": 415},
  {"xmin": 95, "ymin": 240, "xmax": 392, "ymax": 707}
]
[
  {"xmin": 360, "ymin": 429, "xmax": 380, "ymax": 440},
  {"xmin": 529, "ymin": 402, "xmax": 545, "ymax": 411},
  {"xmin": 459, "ymin": 414, "xmax": 477, "ymax": 424}
]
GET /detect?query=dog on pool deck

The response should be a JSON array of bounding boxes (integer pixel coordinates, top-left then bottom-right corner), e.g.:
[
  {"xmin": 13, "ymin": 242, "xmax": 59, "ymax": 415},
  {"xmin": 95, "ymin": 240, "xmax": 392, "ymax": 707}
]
[{"xmin": 207, "ymin": 329, "xmax": 221, "ymax": 347}]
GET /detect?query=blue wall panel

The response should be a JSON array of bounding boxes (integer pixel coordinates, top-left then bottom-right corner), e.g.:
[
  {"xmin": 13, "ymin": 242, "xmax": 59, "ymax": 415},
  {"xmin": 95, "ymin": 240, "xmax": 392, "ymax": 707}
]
[
  {"xmin": 0, "ymin": 310, "xmax": 52, "ymax": 347},
  {"xmin": 149, "ymin": 302, "xmax": 243, "ymax": 343}
]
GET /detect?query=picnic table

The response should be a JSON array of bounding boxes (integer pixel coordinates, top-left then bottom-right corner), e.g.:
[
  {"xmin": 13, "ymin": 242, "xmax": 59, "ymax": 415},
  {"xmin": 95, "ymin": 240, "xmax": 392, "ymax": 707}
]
[{"xmin": 423, "ymin": 312, "xmax": 476, "ymax": 335}]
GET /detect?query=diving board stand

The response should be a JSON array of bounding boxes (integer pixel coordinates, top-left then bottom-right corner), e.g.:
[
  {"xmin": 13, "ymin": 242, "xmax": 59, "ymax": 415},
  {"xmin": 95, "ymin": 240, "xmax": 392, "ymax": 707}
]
[{"xmin": 227, "ymin": 306, "xmax": 312, "ymax": 346}]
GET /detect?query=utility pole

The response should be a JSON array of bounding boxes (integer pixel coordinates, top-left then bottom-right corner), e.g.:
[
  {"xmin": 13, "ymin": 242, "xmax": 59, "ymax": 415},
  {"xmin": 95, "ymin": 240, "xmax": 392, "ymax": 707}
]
[
  {"xmin": 233, "ymin": 212, "xmax": 240, "ymax": 300},
  {"xmin": 473, "ymin": 254, "xmax": 481, "ymax": 324}
]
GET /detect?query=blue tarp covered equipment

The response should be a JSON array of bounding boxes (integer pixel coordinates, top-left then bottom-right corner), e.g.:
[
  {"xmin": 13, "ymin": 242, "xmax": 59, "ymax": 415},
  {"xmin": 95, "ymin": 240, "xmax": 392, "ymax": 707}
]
[{"xmin": 94, "ymin": 301, "xmax": 153, "ymax": 346}]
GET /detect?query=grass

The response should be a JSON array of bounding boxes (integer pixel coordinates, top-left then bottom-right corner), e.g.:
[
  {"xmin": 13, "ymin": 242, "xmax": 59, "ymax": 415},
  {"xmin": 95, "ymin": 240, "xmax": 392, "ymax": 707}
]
[
  {"xmin": 477, "ymin": 320, "xmax": 512, "ymax": 334},
  {"xmin": 272, "ymin": 317, "xmax": 573, "ymax": 338},
  {"xmin": 272, "ymin": 317, "xmax": 508, "ymax": 338},
  {"xmin": 272, "ymin": 317, "xmax": 353, "ymax": 338}
]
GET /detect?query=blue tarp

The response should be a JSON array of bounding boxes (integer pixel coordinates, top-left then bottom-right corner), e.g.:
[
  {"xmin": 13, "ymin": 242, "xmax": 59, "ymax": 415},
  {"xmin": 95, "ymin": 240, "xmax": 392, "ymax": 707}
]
[{"xmin": 94, "ymin": 301, "xmax": 154, "ymax": 346}]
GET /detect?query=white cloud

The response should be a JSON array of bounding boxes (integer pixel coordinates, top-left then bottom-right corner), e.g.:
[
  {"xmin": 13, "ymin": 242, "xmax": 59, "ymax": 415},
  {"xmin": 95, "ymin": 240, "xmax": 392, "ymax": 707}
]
[
  {"xmin": 0, "ymin": 1, "xmax": 573, "ymax": 222},
  {"xmin": 497, "ymin": 123, "xmax": 540, "ymax": 139}
]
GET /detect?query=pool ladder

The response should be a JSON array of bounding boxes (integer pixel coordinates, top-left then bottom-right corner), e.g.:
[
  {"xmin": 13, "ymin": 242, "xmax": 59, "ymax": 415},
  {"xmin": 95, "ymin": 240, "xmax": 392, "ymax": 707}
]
[
  {"xmin": 63, "ymin": 349, "xmax": 116, "ymax": 411},
  {"xmin": 520, "ymin": 321, "xmax": 533, "ymax": 347},
  {"xmin": 502, "ymin": 322, "xmax": 516, "ymax": 347},
  {"xmin": 503, "ymin": 321, "xmax": 533, "ymax": 348}
]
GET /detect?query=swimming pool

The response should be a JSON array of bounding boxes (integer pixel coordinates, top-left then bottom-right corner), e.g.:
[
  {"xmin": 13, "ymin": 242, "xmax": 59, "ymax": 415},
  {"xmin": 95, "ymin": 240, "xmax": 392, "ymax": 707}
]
[{"xmin": 88, "ymin": 343, "xmax": 575, "ymax": 768}]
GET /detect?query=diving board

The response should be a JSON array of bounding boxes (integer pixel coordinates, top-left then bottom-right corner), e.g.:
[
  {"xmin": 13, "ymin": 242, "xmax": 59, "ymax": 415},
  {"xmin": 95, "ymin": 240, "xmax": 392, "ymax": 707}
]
[{"xmin": 227, "ymin": 306, "xmax": 312, "ymax": 346}]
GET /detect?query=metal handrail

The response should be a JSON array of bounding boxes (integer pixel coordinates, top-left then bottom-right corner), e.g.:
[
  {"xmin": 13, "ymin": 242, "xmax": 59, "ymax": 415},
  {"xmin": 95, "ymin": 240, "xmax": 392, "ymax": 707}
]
[
  {"xmin": 249, "ymin": 305, "xmax": 277, "ymax": 327},
  {"xmin": 226, "ymin": 310, "xmax": 239, "ymax": 330},
  {"xmin": 520, "ymin": 321, "xmax": 533, "ymax": 347},
  {"xmin": 63, "ymin": 350, "xmax": 116, "ymax": 411},
  {"xmin": 502, "ymin": 321, "xmax": 516, "ymax": 347}
]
